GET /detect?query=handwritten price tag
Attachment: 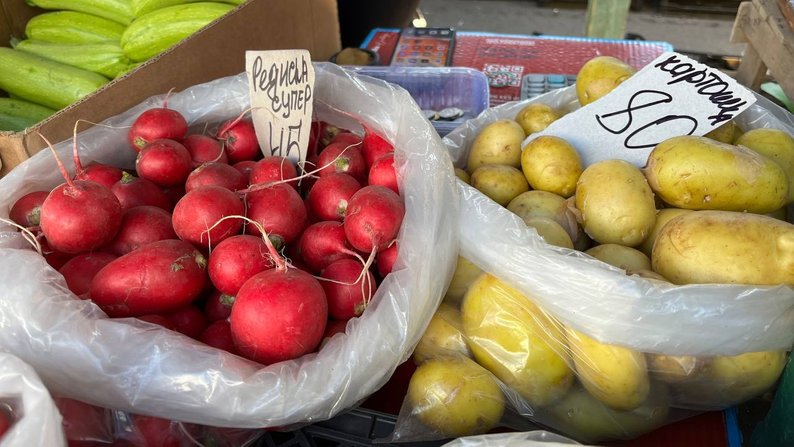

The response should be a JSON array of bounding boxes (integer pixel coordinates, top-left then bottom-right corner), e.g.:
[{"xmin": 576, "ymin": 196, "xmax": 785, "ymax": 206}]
[
  {"xmin": 246, "ymin": 50, "xmax": 315, "ymax": 163},
  {"xmin": 526, "ymin": 52, "xmax": 757, "ymax": 167}
]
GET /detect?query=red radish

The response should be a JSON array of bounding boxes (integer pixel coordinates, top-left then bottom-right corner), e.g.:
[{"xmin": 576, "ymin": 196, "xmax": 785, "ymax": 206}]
[
  {"xmin": 208, "ymin": 234, "xmax": 274, "ymax": 296},
  {"xmin": 319, "ymin": 123, "xmax": 341, "ymax": 147},
  {"xmin": 76, "ymin": 163, "xmax": 123, "ymax": 189},
  {"xmin": 320, "ymin": 258, "xmax": 376, "ymax": 320},
  {"xmin": 306, "ymin": 173, "xmax": 361, "ymax": 222},
  {"xmin": 329, "ymin": 131, "xmax": 363, "ymax": 148},
  {"xmin": 362, "ymin": 130, "xmax": 394, "ymax": 169},
  {"xmin": 104, "ymin": 206, "xmax": 176, "ymax": 256},
  {"xmin": 166, "ymin": 305, "xmax": 208, "ymax": 339},
  {"xmin": 249, "ymin": 156, "xmax": 298, "ymax": 189},
  {"xmin": 368, "ymin": 152, "xmax": 398, "ymax": 194},
  {"xmin": 58, "ymin": 252, "xmax": 117, "ymax": 297},
  {"xmin": 244, "ymin": 183, "xmax": 307, "ymax": 249},
  {"xmin": 200, "ymin": 319, "xmax": 237, "ymax": 354},
  {"xmin": 376, "ymin": 241, "xmax": 399, "ymax": 277},
  {"xmin": 0, "ymin": 408, "xmax": 9, "ymax": 439},
  {"xmin": 172, "ymin": 186, "xmax": 244, "ymax": 248},
  {"xmin": 90, "ymin": 239, "xmax": 207, "ymax": 317},
  {"xmin": 138, "ymin": 314, "xmax": 177, "ymax": 330},
  {"xmin": 41, "ymin": 239, "xmax": 71, "ymax": 270},
  {"xmin": 111, "ymin": 172, "xmax": 171, "ymax": 211},
  {"xmin": 344, "ymin": 185, "xmax": 405, "ymax": 253},
  {"xmin": 233, "ymin": 160, "xmax": 256, "ymax": 180},
  {"xmin": 128, "ymin": 415, "xmax": 193, "ymax": 447},
  {"xmin": 323, "ymin": 319, "xmax": 348, "ymax": 339},
  {"xmin": 217, "ymin": 118, "xmax": 259, "ymax": 163},
  {"xmin": 182, "ymin": 134, "xmax": 227, "ymax": 166},
  {"xmin": 135, "ymin": 139, "xmax": 193, "ymax": 187},
  {"xmin": 204, "ymin": 289, "xmax": 234, "ymax": 322},
  {"xmin": 185, "ymin": 162, "xmax": 247, "ymax": 192},
  {"xmin": 317, "ymin": 142, "xmax": 366, "ymax": 182},
  {"xmin": 128, "ymin": 103, "xmax": 188, "ymax": 151},
  {"xmin": 54, "ymin": 398, "xmax": 113, "ymax": 443},
  {"xmin": 9, "ymin": 190, "xmax": 48, "ymax": 227},
  {"xmin": 298, "ymin": 221, "xmax": 358, "ymax": 273},
  {"xmin": 161, "ymin": 184, "xmax": 185, "ymax": 210}
]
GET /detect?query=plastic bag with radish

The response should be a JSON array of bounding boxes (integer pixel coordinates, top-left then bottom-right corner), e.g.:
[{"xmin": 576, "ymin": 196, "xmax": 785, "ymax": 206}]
[
  {"xmin": 0, "ymin": 63, "xmax": 458, "ymax": 429},
  {"xmin": 389, "ymin": 81, "xmax": 794, "ymax": 444}
]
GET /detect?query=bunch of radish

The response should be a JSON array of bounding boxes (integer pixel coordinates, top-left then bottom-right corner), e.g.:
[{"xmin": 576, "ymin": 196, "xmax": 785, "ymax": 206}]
[{"xmin": 8, "ymin": 99, "xmax": 405, "ymax": 367}]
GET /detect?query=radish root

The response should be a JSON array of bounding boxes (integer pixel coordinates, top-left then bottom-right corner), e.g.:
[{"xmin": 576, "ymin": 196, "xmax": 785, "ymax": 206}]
[
  {"xmin": 204, "ymin": 215, "xmax": 288, "ymax": 271},
  {"xmin": 0, "ymin": 217, "xmax": 43, "ymax": 256}
]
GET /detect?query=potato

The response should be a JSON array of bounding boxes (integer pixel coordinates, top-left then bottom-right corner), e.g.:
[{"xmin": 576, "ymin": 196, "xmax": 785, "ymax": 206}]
[
  {"xmin": 407, "ymin": 356, "xmax": 505, "ymax": 437},
  {"xmin": 521, "ymin": 135, "xmax": 583, "ymax": 198},
  {"xmin": 470, "ymin": 164, "xmax": 529, "ymax": 206},
  {"xmin": 565, "ymin": 328, "xmax": 650, "ymax": 411},
  {"xmin": 413, "ymin": 302, "xmax": 472, "ymax": 364},
  {"xmin": 735, "ymin": 128, "xmax": 794, "ymax": 203},
  {"xmin": 645, "ymin": 136, "xmax": 788, "ymax": 214},
  {"xmin": 629, "ymin": 269, "xmax": 669, "ymax": 282},
  {"xmin": 647, "ymin": 354, "xmax": 705, "ymax": 384},
  {"xmin": 766, "ymin": 206, "xmax": 788, "ymax": 221},
  {"xmin": 652, "ymin": 210, "xmax": 794, "ymax": 285},
  {"xmin": 444, "ymin": 256, "xmax": 483, "ymax": 305},
  {"xmin": 585, "ymin": 244, "xmax": 651, "ymax": 272},
  {"xmin": 462, "ymin": 273, "xmax": 574, "ymax": 407},
  {"xmin": 454, "ymin": 168, "xmax": 470, "ymax": 184},
  {"xmin": 575, "ymin": 159, "xmax": 657, "ymax": 247},
  {"xmin": 467, "ymin": 119, "xmax": 525, "ymax": 173},
  {"xmin": 575, "ymin": 56, "xmax": 636, "ymax": 106},
  {"xmin": 514, "ymin": 103, "xmax": 560, "ymax": 135},
  {"xmin": 704, "ymin": 120, "xmax": 742, "ymax": 144},
  {"xmin": 524, "ymin": 216, "xmax": 574, "ymax": 249},
  {"xmin": 506, "ymin": 190, "xmax": 579, "ymax": 240},
  {"xmin": 638, "ymin": 208, "xmax": 693, "ymax": 258}
]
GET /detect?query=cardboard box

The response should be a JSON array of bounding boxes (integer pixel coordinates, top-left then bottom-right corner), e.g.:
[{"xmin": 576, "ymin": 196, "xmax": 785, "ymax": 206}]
[{"xmin": 0, "ymin": 0, "xmax": 341, "ymax": 176}]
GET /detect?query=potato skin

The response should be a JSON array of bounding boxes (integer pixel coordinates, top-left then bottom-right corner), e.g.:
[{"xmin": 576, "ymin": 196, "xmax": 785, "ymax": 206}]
[
  {"xmin": 652, "ymin": 210, "xmax": 794, "ymax": 285},
  {"xmin": 521, "ymin": 135, "xmax": 583, "ymax": 198},
  {"xmin": 470, "ymin": 164, "xmax": 529, "ymax": 206},
  {"xmin": 576, "ymin": 56, "xmax": 636, "ymax": 106},
  {"xmin": 645, "ymin": 136, "xmax": 788, "ymax": 214},
  {"xmin": 575, "ymin": 159, "xmax": 657, "ymax": 247},
  {"xmin": 467, "ymin": 119, "xmax": 525, "ymax": 173}
]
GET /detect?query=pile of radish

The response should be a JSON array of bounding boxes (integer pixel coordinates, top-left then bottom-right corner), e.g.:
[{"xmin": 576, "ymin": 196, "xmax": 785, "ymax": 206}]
[{"xmin": 9, "ymin": 100, "xmax": 406, "ymax": 367}]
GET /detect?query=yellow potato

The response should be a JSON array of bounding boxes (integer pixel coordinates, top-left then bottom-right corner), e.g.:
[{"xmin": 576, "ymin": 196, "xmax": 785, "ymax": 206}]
[
  {"xmin": 521, "ymin": 135, "xmax": 583, "ymax": 198},
  {"xmin": 407, "ymin": 356, "xmax": 505, "ymax": 437},
  {"xmin": 524, "ymin": 216, "xmax": 574, "ymax": 249},
  {"xmin": 735, "ymin": 128, "xmax": 794, "ymax": 203},
  {"xmin": 704, "ymin": 120, "xmax": 742, "ymax": 144},
  {"xmin": 413, "ymin": 302, "xmax": 472, "ymax": 364},
  {"xmin": 506, "ymin": 190, "xmax": 579, "ymax": 239},
  {"xmin": 575, "ymin": 159, "xmax": 657, "ymax": 247},
  {"xmin": 444, "ymin": 256, "xmax": 483, "ymax": 305},
  {"xmin": 652, "ymin": 210, "xmax": 794, "ymax": 285},
  {"xmin": 629, "ymin": 269, "xmax": 669, "ymax": 282},
  {"xmin": 638, "ymin": 208, "xmax": 693, "ymax": 258},
  {"xmin": 645, "ymin": 136, "xmax": 788, "ymax": 214},
  {"xmin": 454, "ymin": 168, "xmax": 470, "ymax": 184},
  {"xmin": 462, "ymin": 273, "xmax": 574, "ymax": 407},
  {"xmin": 470, "ymin": 164, "xmax": 529, "ymax": 206},
  {"xmin": 575, "ymin": 56, "xmax": 636, "ymax": 106},
  {"xmin": 514, "ymin": 103, "xmax": 561, "ymax": 135},
  {"xmin": 647, "ymin": 354, "xmax": 705, "ymax": 384},
  {"xmin": 564, "ymin": 328, "xmax": 650, "ymax": 411},
  {"xmin": 585, "ymin": 244, "xmax": 651, "ymax": 272},
  {"xmin": 467, "ymin": 119, "xmax": 525, "ymax": 173}
]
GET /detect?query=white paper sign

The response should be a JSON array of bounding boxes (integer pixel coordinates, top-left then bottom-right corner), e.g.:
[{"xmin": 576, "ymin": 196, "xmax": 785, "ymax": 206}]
[
  {"xmin": 526, "ymin": 52, "xmax": 757, "ymax": 167},
  {"xmin": 246, "ymin": 50, "xmax": 315, "ymax": 163}
]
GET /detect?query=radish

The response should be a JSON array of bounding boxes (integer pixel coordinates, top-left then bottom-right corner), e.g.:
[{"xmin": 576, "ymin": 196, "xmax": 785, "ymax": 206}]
[
  {"xmin": 376, "ymin": 241, "xmax": 399, "ymax": 278},
  {"xmin": 77, "ymin": 163, "xmax": 123, "ymax": 189},
  {"xmin": 166, "ymin": 304, "xmax": 208, "ymax": 339},
  {"xmin": 9, "ymin": 190, "xmax": 49, "ymax": 227},
  {"xmin": 305, "ymin": 173, "xmax": 361, "ymax": 222},
  {"xmin": 41, "ymin": 239, "xmax": 71, "ymax": 270},
  {"xmin": 318, "ymin": 123, "xmax": 341, "ymax": 147},
  {"xmin": 185, "ymin": 162, "xmax": 247, "ymax": 192},
  {"xmin": 111, "ymin": 172, "xmax": 171, "ymax": 211},
  {"xmin": 58, "ymin": 252, "xmax": 117, "ymax": 298},
  {"xmin": 104, "ymin": 206, "xmax": 176, "ymax": 256},
  {"xmin": 182, "ymin": 134, "xmax": 227, "ymax": 166},
  {"xmin": 249, "ymin": 156, "xmax": 298, "ymax": 189},
  {"xmin": 172, "ymin": 186, "xmax": 244, "ymax": 248},
  {"xmin": 138, "ymin": 314, "xmax": 177, "ymax": 331},
  {"xmin": 362, "ymin": 130, "xmax": 394, "ymax": 169},
  {"xmin": 230, "ymin": 239, "xmax": 327, "ymax": 365},
  {"xmin": 204, "ymin": 289, "xmax": 234, "ymax": 322},
  {"xmin": 323, "ymin": 319, "xmax": 348, "ymax": 339},
  {"xmin": 233, "ymin": 160, "xmax": 256, "ymax": 181},
  {"xmin": 208, "ymin": 234, "xmax": 274, "ymax": 296},
  {"xmin": 161, "ymin": 184, "xmax": 186, "ymax": 210},
  {"xmin": 90, "ymin": 239, "xmax": 207, "ymax": 317},
  {"xmin": 344, "ymin": 185, "xmax": 405, "ymax": 253},
  {"xmin": 200, "ymin": 319, "xmax": 237, "ymax": 354},
  {"xmin": 128, "ymin": 415, "xmax": 194, "ymax": 447},
  {"xmin": 320, "ymin": 258, "xmax": 376, "ymax": 320},
  {"xmin": 328, "ymin": 131, "xmax": 363, "ymax": 148},
  {"xmin": 54, "ymin": 397, "xmax": 113, "ymax": 443},
  {"xmin": 298, "ymin": 221, "xmax": 358, "ymax": 273},
  {"xmin": 217, "ymin": 118, "xmax": 259, "ymax": 163},
  {"xmin": 0, "ymin": 408, "xmax": 9, "ymax": 439},
  {"xmin": 244, "ymin": 183, "xmax": 307, "ymax": 249},
  {"xmin": 128, "ymin": 102, "xmax": 188, "ymax": 151},
  {"xmin": 135, "ymin": 139, "xmax": 193, "ymax": 187},
  {"xmin": 368, "ymin": 152, "xmax": 398, "ymax": 194},
  {"xmin": 316, "ymin": 142, "xmax": 367, "ymax": 182}
]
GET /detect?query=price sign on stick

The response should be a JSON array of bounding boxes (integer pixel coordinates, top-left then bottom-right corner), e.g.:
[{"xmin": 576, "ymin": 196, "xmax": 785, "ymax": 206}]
[
  {"xmin": 246, "ymin": 50, "xmax": 315, "ymax": 164},
  {"xmin": 527, "ymin": 52, "xmax": 757, "ymax": 167}
]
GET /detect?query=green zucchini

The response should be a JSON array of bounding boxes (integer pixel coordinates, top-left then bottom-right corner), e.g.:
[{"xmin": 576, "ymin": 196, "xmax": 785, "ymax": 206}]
[
  {"xmin": 26, "ymin": 0, "xmax": 134, "ymax": 25},
  {"xmin": 25, "ymin": 11, "xmax": 126, "ymax": 44},
  {"xmin": 0, "ymin": 48, "xmax": 110, "ymax": 110},
  {"xmin": 121, "ymin": 2, "xmax": 235, "ymax": 62},
  {"xmin": 14, "ymin": 39, "xmax": 132, "ymax": 79},
  {"xmin": 0, "ymin": 98, "xmax": 56, "ymax": 132}
]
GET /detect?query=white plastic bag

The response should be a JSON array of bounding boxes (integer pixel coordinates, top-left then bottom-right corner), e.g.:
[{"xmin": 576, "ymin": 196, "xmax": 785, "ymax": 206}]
[
  {"xmin": 0, "ymin": 352, "xmax": 65, "ymax": 447},
  {"xmin": 442, "ymin": 431, "xmax": 584, "ymax": 447},
  {"xmin": 0, "ymin": 63, "xmax": 458, "ymax": 428}
]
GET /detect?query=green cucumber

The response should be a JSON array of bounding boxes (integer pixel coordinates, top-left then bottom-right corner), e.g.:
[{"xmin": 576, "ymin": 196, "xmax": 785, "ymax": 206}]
[
  {"xmin": 14, "ymin": 39, "xmax": 132, "ymax": 79},
  {"xmin": 0, "ymin": 98, "xmax": 56, "ymax": 132},
  {"xmin": 26, "ymin": 0, "xmax": 134, "ymax": 25},
  {"xmin": 24, "ymin": 11, "xmax": 126, "ymax": 44}
]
